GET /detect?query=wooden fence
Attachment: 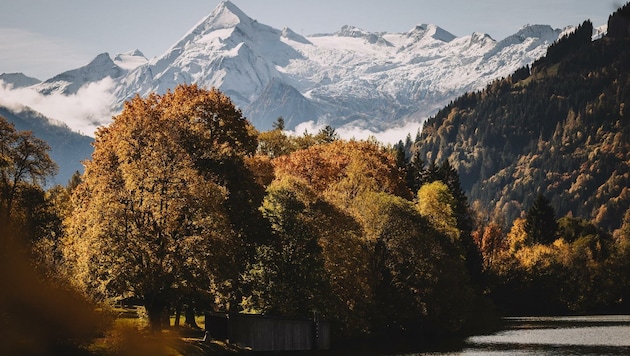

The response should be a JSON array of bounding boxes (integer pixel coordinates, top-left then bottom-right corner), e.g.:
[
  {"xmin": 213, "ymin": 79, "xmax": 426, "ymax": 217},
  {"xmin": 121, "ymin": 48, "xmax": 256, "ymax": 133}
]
[{"xmin": 205, "ymin": 312, "xmax": 330, "ymax": 351}]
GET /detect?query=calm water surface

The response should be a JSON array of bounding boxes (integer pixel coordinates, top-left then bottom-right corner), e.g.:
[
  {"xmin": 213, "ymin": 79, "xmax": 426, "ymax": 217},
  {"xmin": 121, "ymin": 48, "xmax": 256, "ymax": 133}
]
[{"xmin": 413, "ymin": 315, "xmax": 630, "ymax": 355}]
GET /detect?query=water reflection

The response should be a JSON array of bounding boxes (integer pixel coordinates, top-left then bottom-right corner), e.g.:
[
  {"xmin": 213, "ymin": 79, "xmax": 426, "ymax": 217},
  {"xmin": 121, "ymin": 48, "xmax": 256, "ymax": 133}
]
[{"xmin": 416, "ymin": 315, "xmax": 630, "ymax": 355}]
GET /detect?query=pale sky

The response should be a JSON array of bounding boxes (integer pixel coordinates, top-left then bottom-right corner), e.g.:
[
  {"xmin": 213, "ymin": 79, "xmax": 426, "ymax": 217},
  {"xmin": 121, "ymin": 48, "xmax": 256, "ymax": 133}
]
[{"xmin": 0, "ymin": 0, "xmax": 622, "ymax": 80}]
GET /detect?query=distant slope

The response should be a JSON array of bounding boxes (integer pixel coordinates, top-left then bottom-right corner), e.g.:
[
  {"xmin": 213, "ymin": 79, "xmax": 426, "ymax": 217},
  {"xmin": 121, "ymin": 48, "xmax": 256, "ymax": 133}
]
[
  {"xmin": 0, "ymin": 105, "xmax": 93, "ymax": 185},
  {"xmin": 413, "ymin": 7, "xmax": 630, "ymax": 231}
]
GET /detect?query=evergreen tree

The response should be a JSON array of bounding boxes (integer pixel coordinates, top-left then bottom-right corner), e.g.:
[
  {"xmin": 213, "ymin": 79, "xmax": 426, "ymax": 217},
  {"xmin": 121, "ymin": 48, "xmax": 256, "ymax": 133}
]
[
  {"xmin": 394, "ymin": 143, "xmax": 406, "ymax": 171},
  {"xmin": 406, "ymin": 150, "xmax": 424, "ymax": 193},
  {"xmin": 272, "ymin": 116, "xmax": 285, "ymax": 131},
  {"xmin": 525, "ymin": 194, "xmax": 558, "ymax": 244},
  {"xmin": 315, "ymin": 125, "xmax": 339, "ymax": 144},
  {"xmin": 437, "ymin": 161, "xmax": 482, "ymax": 283}
]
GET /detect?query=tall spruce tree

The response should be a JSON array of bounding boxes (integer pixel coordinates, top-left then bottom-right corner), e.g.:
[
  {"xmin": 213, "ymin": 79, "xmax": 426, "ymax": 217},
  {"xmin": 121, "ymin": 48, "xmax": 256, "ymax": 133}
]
[{"xmin": 525, "ymin": 194, "xmax": 558, "ymax": 245}]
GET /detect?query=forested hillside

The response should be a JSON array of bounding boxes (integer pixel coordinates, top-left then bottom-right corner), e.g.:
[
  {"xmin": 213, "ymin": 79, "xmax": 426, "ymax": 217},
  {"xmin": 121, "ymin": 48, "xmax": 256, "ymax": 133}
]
[
  {"xmin": 0, "ymin": 105, "xmax": 93, "ymax": 185},
  {"xmin": 411, "ymin": 5, "xmax": 630, "ymax": 232}
]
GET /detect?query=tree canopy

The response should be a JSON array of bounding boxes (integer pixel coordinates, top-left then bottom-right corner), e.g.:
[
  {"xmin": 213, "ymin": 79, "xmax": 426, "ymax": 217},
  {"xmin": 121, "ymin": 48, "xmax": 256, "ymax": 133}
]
[{"xmin": 62, "ymin": 85, "xmax": 256, "ymax": 329}]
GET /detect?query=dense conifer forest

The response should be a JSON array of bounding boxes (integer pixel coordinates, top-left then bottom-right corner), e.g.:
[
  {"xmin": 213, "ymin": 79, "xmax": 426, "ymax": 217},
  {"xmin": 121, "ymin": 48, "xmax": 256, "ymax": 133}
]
[{"xmin": 408, "ymin": 5, "xmax": 630, "ymax": 232}]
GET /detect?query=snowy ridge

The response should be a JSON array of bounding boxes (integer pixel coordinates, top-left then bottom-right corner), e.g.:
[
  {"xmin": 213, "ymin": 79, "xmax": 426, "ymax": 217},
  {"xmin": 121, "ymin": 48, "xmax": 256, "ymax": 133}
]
[
  {"xmin": 0, "ymin": 72, "xmax": 41, "ymax": 89},
  {"xmin": 36, "ymin": 53, "xmax": 125, "ymax": 95},
  {"xmin": 113, "ymin": 49, "xmax": 148, "ymax": 70},
  {"xmin": 21, "ymin": 0, "xmax": 585, "ymax": 135}
]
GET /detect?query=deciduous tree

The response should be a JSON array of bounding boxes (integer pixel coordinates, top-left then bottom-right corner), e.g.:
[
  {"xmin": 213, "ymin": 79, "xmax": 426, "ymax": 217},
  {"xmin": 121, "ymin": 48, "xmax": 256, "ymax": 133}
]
[
  {"xmin": 63, "ymin": 85, "xmax": 251, "ymax": 330},
  {"xmin": 416, "ymin": 181, "xmax": 459, "ymax": 241},
  {"xmin": 0, "ymin": 116, "xmax": 57, "ymax": 222}
]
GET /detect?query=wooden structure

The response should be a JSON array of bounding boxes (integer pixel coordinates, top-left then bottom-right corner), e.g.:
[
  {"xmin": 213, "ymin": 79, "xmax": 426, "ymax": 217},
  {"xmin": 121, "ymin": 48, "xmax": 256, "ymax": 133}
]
[{"xmin": 205, "ymin": 312, "xmax": 330, "ymax": 351}]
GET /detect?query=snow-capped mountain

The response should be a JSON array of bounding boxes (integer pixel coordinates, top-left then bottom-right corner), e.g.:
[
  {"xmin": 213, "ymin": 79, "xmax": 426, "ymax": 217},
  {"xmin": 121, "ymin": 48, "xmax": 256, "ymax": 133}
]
[
  {"xmin": 109, "ymin": 0, "xmax": 568, "ymax": 131},
  {"xmin": 34, "ymin": 50, "xmax": 148, "ymax": 96},
  {"xmin": 0, "ymin": 73, "xmax": 41, "ymax": 89},
  {"xmin": 113, "ymin": 49, "xmax": 149, "ymax": 70},
  {"xmin": 11, "ymin": 0, "xmax": 595, "ymax": 134},
  {"xmin": 36, "ymin": 53, "xmax": 125, "ymax": 95}
]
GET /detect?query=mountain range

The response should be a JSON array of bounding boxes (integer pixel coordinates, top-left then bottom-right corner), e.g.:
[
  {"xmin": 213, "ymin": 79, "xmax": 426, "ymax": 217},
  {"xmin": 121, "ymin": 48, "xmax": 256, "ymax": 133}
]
[{"xmin": 0, "ymin": 1, "xmax": 607, "ymax": 183}]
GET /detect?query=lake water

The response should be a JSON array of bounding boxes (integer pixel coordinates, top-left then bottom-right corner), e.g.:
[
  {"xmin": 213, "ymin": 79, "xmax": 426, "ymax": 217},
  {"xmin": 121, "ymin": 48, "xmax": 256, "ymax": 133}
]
[{"xmin": 414, "ymin": 315, "xmax": 630, "ymax": 355}]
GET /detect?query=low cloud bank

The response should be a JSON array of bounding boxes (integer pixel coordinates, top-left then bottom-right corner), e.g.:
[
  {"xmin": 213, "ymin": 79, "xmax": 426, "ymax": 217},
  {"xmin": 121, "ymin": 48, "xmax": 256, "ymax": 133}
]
[
  {"xmin": 0, "ymin": 78, "xmax": 116, "ymax": 137},
  {"xmin": 291, "ymin": 120, "xmax": 423, "ymax": 146},
  {"xmin": 0, "ymin": 80, "xmax": 424, "ymax": 144}
]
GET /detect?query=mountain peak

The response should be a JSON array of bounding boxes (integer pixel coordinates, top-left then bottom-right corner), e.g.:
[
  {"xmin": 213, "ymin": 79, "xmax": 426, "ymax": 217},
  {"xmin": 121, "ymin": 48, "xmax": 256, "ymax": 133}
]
[
  {"xmin": 336, "ymin": 25, "xmax": 369, "ymax": 37},
  {"xmin": 38, "ymin": 52, "xmax": 123, "ymax": 95},
  {"xmin": 124, "ymin": 49, "xmax": 145, "ymax": 57},
  {"xmin": 195, "ymin": 0, "xmax": 251, "ymax": 33},
  {"xmin": 407, "ymin": 24, "xmax": 456, "ymax": 42},
  {"xmin": 113, "ymin": 50, "xmax": 148, "ymax": 70},
  {"xmin": 281, "ymin": 27, "xmax": 312, "ymax": 44},
  {"xmin": 90, "ymin": 52, "xmax": 115, "ymax": 66},
  {"xmin": 513, "ymin": 24, "xmax": 559, "ymax": 40},
  {"xmin": 335, "ymin": 25, "xmax": 392, "ymax": 46}
]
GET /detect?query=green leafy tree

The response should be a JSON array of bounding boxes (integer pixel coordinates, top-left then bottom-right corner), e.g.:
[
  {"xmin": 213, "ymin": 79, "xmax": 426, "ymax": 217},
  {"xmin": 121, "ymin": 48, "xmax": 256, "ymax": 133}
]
[
  {"xmin": 0, "ymin": 116, "xmax": 57, "ymax": 223},
  {"xmin": 353, "ymin": 191, "xmax": 475, "ymax": 335},
  {"xmin": 246, "ymin": 177, "xmax": 330, "ymax": 317},
  {"xmin": 244, "ymin": 173, "xmax": 370, "ymax": 336},
  {"xmin": 257, "ymin": 128, "xmax": 293, "ymax": 158}
]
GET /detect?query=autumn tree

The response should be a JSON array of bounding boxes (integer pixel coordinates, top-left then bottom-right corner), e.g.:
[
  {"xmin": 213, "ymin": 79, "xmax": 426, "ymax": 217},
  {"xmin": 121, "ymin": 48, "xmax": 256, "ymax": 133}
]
[
  {"xmin": 472, "ymin": 222, "xmax": 506, "ymax": 270},
  {"xmin": 267, "ymin": 140, "xmax": 483, "ymax": 337},
  {"xmin": 353, "ymin": 191, "xmax": 476, "ymax": 336},
  {"xmin": 159, "ymin": 84, "xmax": 269, "ymax": 312},
  {"xmin": 63, "ymin": 85, "xmax": 256, "ymax": 330},
  {"xmin": 273, "ymin": 140, "xmax": 411, "ymax": 204},
  {"xmin": 244, "ymin": 170, "xmax": 372, "ymax": 336},
  {"xmin": 416, "ymin": 181, "xmax": 459, "ymax": 241},
  {"xmin": 413, "ymin": 160, "xmax": 482, "ymax": 282}
]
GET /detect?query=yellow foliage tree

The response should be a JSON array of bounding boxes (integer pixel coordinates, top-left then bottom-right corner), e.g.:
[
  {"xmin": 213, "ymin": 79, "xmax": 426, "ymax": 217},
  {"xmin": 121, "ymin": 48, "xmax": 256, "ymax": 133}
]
[
  {"xmin": 416, "ymin": 181, "xmax": 459, "ymax": 241},
  {"xmin": 506, "ymin": 217, "xmax": 530, "ymax": 253}
]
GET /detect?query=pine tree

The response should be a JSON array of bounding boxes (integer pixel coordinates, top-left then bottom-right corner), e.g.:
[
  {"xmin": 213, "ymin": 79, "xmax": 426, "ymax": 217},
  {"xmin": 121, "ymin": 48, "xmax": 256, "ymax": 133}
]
[
  {"xmin": 315, "ymin": 125, "xmax": 339, "ymax": 144},
  {"xmin": 272, "ymin": 116, "xmax": 285, "ymax": 131},
  {"xmin": 524, "ymin": 194, "xmax": 558, "ymax": 244}
]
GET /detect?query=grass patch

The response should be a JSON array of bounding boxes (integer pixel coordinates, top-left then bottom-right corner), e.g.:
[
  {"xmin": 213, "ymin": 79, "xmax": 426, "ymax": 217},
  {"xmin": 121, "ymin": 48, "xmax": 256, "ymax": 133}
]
[
  {"xmin": 516, "ymin": 63, "xmax": 561, "ymax": 87},
  {"xmin": 83, "ymin": 307, "xmax": 242, "ymax": 355}
]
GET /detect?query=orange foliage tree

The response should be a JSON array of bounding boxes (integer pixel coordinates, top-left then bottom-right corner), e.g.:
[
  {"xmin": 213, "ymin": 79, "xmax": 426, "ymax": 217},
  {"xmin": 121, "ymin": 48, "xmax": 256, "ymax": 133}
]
[{"xmin": 63, "ymin": 85, "xmax": 257, "ymax": 330}]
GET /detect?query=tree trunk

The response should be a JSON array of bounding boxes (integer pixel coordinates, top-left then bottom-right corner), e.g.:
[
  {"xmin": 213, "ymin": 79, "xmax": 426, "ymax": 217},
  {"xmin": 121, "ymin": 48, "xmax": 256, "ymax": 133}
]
[
  {"xmin": 185, "ymin": 305, "xmax": 199, "ymax": 329},
  {"xmin": 145, "ymin": 299, "xmax": 165, "ymax": 332},
  {"xmin": 174, "ymin": 303, "xmax": 181, "ymax": 327}
]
